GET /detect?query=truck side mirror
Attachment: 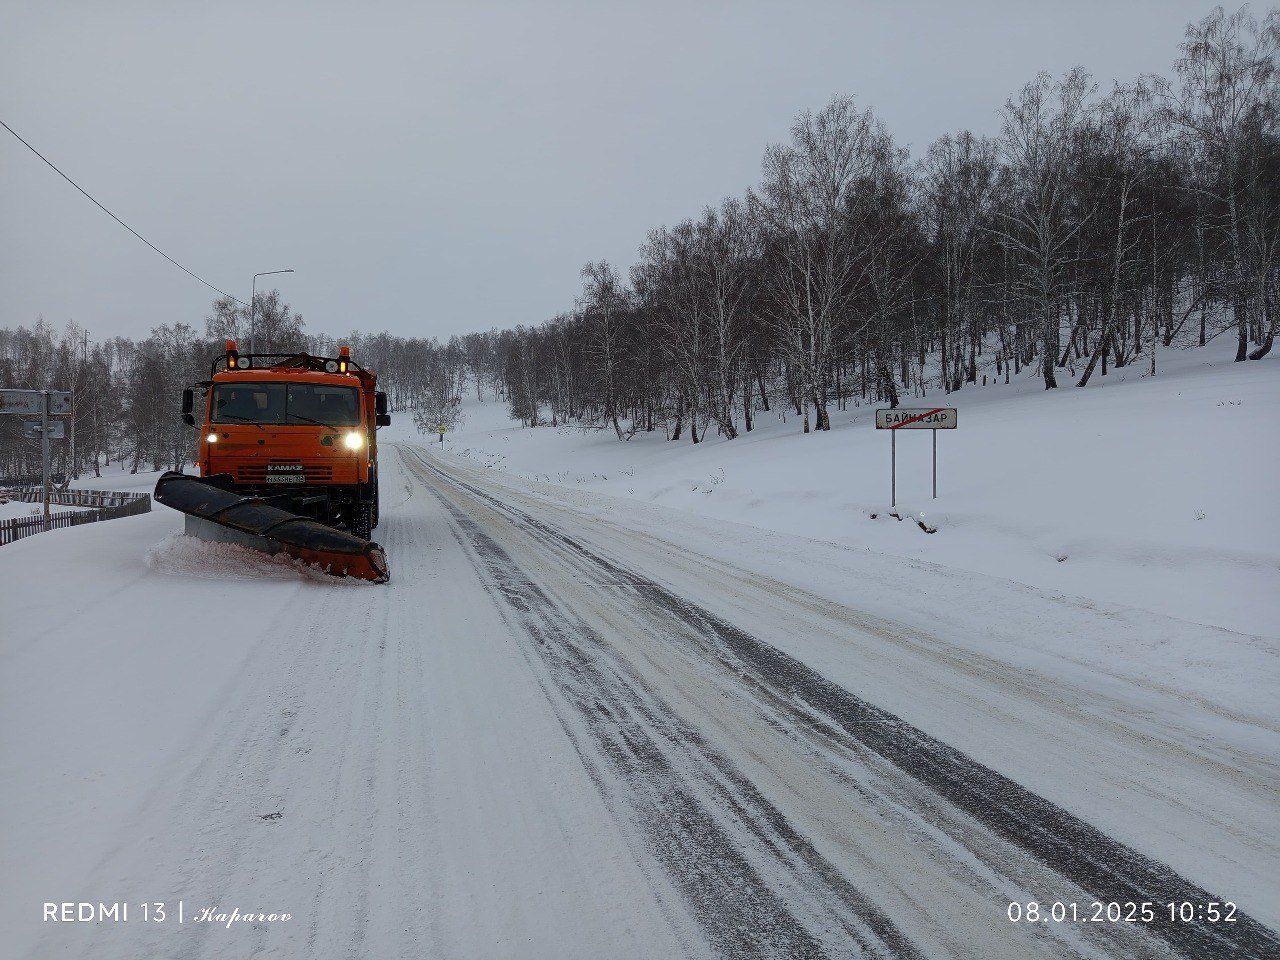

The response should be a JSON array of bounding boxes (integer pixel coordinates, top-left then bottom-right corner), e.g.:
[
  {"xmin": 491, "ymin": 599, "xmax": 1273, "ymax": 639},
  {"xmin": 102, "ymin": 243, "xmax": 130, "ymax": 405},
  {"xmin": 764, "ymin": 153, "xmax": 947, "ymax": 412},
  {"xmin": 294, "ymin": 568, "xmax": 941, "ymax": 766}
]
[
  {"xmin": 375, "ymin": 391, "xmax": 388, "ymax": 416},
  {"xmin": 181, "ymin": 388, "xmax": 195, "ymax": 427},
  {"xmin": 376, "ymin": 413, "xmax": 392, "ymax": 427}
]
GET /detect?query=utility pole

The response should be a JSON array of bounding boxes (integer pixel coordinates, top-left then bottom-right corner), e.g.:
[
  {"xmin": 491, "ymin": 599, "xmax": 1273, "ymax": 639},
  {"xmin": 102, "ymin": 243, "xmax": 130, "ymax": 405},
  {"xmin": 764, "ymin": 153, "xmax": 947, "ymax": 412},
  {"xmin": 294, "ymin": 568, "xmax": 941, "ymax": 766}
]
[
  {"xmin": 41, "ymin": 391, "xmax": 51, "ymax": 528},
  {"xmin": 70, "ymin": 331, "xmax": 87, "ymax": 478}
]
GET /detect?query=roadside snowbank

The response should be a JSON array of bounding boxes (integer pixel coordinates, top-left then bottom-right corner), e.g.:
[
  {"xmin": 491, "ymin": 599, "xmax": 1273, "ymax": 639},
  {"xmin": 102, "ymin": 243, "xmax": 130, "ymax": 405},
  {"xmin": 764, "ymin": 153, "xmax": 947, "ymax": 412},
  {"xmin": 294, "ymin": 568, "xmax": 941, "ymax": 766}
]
[
  {"xmin": 0, "ymin": 505, "xmax": 326, "ymax": 958},
  {"xmin": 404, "ymin": 343, "xmax": 1279, "ymax": 638}
]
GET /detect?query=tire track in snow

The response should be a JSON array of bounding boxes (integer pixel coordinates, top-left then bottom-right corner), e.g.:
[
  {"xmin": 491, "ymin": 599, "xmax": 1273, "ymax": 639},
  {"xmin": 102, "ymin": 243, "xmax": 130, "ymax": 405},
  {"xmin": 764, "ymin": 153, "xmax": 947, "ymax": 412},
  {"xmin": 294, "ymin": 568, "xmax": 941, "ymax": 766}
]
[
  {"xmin": 406, "ymin": 449, "xmax": 921, "ymax": 960},
  {"xmin": 406, "ymin": 446, "xmax": 1280, "ymax": 960}
]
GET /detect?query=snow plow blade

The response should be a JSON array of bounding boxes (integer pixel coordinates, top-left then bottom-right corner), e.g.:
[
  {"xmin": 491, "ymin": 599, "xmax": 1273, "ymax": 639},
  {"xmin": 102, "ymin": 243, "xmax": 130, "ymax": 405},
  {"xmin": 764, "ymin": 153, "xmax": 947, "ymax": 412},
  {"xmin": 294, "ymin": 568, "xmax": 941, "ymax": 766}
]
[{"xmin": 153, "ymin": 472, "xmax": 389, "ymax": 583}]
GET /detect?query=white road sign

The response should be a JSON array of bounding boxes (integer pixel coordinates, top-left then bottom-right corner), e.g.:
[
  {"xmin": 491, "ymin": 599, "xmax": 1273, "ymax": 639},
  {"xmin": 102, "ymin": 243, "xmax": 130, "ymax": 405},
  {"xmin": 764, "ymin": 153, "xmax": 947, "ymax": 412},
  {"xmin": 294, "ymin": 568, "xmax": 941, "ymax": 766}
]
[
  {"xmin": 877, "ymin": 407, "xmax": 958, "ymax": 506},
  {"xmin": 0, "ymin": 389, "xmax": 72, "ymax": 415},
  {"xmin": 876, "ymin": 407, "xmax": 957, "ymax": 430},
  {"xmin": 0, "ymin": 390, "xmax": 43, "ymax": 415},
  {"xmin": 23, "ymin": 420, "xmax": 66, "ymax": 440}
]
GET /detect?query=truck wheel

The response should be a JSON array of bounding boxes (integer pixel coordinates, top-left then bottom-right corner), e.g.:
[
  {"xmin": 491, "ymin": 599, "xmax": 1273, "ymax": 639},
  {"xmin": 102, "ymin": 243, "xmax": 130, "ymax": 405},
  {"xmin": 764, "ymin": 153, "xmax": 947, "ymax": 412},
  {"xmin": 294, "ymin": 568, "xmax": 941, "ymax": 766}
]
[
  {"xmin": 351, "ymin": 503, "xmax": 373, "ymax": 541},
  {"xmin": 370, "ymin": 469, "xmax": 380, "ymax": 528}
]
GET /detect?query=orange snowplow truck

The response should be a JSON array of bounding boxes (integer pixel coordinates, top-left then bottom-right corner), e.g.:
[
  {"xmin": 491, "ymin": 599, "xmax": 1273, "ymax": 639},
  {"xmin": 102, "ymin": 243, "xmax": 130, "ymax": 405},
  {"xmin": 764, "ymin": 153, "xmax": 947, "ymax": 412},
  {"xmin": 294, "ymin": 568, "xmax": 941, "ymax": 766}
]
[{"xmin": 153, "ymin": 341, "xmax": 392, "ymax": 582}]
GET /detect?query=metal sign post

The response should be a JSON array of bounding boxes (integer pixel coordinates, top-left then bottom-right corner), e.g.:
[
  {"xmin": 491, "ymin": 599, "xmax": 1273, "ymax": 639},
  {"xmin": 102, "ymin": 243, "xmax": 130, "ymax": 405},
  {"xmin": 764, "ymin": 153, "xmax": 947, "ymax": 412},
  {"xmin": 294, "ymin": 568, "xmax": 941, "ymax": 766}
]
[
  {"xmin": 875, "ymin": 407, "xmax": 957, "ymax": 507},
  {"xmin": 1, "ymin": 388, "xmax": 72, "ymax": 530}
]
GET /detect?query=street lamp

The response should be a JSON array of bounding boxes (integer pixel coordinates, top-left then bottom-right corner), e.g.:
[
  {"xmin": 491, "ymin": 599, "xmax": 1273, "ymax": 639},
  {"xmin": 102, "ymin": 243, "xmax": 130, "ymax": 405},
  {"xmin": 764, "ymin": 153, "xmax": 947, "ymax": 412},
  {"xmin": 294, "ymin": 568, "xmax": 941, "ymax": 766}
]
[{"xmin": 249, "ymin": 269, "xmax": 294, "ymax": 355}]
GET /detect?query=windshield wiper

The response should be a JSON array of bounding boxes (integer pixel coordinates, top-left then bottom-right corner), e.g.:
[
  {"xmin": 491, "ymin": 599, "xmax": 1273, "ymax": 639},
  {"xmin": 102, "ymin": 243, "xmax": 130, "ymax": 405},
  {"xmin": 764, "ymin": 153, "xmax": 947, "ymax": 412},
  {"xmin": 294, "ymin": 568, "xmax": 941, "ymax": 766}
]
[
  {"xmin": 215, "ymin": 413, "xmax": 266, "ymax": 430},
  {"xmin": 287, "ymin": 413, "xmax": 345, "ymax": 430}
]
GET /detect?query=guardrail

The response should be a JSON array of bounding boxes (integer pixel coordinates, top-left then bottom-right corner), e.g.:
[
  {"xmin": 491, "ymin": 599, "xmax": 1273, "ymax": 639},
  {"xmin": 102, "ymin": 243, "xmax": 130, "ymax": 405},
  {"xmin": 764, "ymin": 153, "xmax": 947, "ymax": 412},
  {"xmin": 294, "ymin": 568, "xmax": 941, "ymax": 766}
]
[{"xmin": 0, "ymin": 488, "xmax": 152, "ymax": 546}]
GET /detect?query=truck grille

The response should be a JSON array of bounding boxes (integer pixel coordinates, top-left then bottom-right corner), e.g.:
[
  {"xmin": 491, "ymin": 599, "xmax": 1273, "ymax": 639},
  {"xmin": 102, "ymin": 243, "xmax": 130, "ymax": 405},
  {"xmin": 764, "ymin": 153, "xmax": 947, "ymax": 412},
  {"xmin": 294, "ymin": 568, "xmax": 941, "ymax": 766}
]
[{"xmin": 236, "ymin": 462, "xmax": 336, "ymax": 483}]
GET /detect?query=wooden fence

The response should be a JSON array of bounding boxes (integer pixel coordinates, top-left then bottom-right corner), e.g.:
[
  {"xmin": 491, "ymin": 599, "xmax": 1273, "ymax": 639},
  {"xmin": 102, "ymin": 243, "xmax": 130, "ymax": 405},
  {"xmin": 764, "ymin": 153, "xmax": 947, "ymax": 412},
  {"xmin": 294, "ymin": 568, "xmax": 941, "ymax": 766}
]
[{"xmin": 0, "ymin": 488, "xmax": 152, "ymax": 547}]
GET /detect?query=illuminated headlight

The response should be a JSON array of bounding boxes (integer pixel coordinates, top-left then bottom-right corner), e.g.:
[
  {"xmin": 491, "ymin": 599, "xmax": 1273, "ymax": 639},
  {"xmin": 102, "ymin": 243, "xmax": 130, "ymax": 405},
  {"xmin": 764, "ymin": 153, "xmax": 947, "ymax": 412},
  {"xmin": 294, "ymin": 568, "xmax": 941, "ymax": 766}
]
[
  {"xmin": 343, "ymin": 432, "xmax": 364, "ymax": 449},
  {"xmin": 206, "ymin": 432, "xmax": 218, "ymax": 443}
]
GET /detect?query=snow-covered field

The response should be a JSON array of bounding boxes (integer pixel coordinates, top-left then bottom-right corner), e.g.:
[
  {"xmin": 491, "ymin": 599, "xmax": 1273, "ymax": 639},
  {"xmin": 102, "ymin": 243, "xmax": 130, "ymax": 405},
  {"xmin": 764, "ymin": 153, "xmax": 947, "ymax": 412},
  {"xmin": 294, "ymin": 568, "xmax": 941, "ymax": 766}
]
[
  {"xmin": 422, "ymin": 343, "xmax": 1279, "ymax": 639},
  {"xmin": 0, "ymin": 498, "xmax": 95, "ymax": 522},
  {"xmin": 0, "ymin": 499, "xmax": 45, "ymax": 521},
  {"xmin": 1, "ymin": 343, "xmax": 1277, "ymax": 959}
]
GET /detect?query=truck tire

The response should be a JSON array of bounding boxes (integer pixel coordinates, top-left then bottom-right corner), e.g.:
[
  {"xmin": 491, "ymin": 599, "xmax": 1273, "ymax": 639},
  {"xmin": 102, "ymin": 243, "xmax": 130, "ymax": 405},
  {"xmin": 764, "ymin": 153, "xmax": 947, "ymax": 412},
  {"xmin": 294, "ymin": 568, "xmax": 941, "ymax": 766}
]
[
  {"xmin": 351, "ymin": 503, "xmax": 373, "ymax": 541},
  {"xmin": 370, "ymin": 468, "xmax": 380, "ymax": 529}
]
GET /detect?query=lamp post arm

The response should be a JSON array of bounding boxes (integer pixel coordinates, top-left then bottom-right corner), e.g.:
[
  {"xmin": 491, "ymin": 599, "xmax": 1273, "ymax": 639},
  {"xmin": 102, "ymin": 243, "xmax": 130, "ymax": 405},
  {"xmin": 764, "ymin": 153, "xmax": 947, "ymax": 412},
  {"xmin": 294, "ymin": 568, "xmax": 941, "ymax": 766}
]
[{"xmin": 248, "ymin": 269, "xmax": 294, "ymax": 355}]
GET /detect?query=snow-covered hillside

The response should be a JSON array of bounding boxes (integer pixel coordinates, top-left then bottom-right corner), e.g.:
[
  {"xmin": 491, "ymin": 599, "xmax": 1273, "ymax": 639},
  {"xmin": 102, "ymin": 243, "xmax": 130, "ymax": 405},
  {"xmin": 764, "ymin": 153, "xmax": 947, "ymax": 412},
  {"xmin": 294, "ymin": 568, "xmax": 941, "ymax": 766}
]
[{"xmin": 399, "ymin": 343, "xmax": 1278, "ymax": 638}]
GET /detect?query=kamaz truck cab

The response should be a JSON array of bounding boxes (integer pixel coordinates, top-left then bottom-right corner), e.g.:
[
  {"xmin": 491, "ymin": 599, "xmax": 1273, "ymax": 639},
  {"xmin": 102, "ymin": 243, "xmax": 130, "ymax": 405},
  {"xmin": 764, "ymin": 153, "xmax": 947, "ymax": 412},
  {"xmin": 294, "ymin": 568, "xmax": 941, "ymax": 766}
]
[
  {"xmin": 185, "ymin": 340, "xmax": 390, "ymax": 539},
  {"xmin": 152, "ymin": 341, "xmax": 392, "ymax": 583}
]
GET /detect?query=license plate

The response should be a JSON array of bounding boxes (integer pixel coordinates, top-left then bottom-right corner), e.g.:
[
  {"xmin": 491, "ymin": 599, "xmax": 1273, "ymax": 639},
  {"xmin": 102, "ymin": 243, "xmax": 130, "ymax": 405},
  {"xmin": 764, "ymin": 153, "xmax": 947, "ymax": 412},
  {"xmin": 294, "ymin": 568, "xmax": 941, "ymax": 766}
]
[{"xmin": 265, "ymin": 474, "xmax": 305, "ymax": 484}]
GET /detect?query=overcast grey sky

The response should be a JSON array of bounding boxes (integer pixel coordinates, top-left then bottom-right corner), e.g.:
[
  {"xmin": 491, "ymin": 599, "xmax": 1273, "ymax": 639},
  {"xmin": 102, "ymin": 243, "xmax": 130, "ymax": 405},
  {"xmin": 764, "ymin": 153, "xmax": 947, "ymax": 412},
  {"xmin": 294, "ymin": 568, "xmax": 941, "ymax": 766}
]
[{"xmin": 2, "ymin": 0, "xmax": 1217, "ymax": 343}]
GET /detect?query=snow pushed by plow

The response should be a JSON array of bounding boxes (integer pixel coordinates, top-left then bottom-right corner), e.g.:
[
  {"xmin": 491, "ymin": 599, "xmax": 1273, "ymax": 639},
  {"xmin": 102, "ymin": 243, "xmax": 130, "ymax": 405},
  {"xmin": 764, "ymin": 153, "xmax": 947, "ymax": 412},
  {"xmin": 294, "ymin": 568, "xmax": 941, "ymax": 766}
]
[{"xmin": 145, "ymin": 533, "xmax": 365, "ymax": 584}]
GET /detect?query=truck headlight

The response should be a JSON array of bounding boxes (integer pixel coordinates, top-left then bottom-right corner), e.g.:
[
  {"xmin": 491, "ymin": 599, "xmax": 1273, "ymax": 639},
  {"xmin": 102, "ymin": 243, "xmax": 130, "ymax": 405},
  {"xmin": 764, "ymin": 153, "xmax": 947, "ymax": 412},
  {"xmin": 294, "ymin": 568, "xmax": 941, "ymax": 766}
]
[
  {"xmin": 206, "ymin": 432, "xmax": 218, "ymax": 443},
  {"xmin": 343, "ymin": 432, "xmax": 364, "ymax": 449}
]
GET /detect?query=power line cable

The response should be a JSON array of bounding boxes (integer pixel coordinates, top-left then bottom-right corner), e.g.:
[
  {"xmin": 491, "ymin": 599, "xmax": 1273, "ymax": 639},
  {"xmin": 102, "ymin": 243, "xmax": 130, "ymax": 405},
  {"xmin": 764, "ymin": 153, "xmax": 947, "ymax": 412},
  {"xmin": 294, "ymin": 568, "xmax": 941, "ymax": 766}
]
[{"xmin": 1, "ymin": 118, "xmax": 247, "ymax": 306}]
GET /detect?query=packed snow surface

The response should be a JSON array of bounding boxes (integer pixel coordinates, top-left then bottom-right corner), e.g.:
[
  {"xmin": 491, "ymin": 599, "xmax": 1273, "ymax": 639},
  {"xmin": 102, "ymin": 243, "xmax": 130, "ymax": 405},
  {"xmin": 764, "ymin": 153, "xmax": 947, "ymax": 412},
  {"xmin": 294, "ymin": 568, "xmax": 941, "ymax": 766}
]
[{"xmin": 1, "ymin": 343, "xmax": 1277, "ymax": 959}]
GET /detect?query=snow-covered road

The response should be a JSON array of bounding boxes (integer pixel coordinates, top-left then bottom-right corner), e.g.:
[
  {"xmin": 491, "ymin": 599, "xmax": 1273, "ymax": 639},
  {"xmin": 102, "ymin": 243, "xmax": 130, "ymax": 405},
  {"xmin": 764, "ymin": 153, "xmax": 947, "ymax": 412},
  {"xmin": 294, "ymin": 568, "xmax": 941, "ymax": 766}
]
[{"xmin": 3, "ymin": 442, "xmax": 1277, "ymax": 959}]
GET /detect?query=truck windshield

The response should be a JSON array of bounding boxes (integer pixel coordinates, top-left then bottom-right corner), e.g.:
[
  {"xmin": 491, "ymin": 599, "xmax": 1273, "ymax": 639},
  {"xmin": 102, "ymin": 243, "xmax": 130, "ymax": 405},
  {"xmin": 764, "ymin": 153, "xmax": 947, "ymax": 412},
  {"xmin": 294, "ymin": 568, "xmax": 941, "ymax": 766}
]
[{"xmin": 211, "ymin": 383, "xmax": 361, "ymax": 426}]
